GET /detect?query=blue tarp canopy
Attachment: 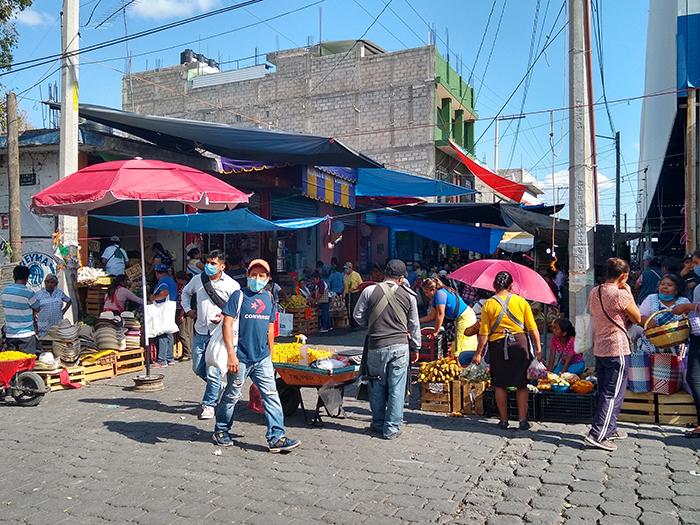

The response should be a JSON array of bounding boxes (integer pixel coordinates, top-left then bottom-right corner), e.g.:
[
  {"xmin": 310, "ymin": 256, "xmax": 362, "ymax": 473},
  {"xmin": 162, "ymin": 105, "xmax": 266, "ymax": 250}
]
[
  {"xmin": 51, "ymin": 103, "xmax": 381, "ymax": 168},
  {"xmin": 376, "ymin": 215, "xmax": 504, "ymax": 255},
  {"xmin": 355, "ymin": 168, "xmax": 474, "ymax": 197},
  {"xmin": 93, "ymin": 208, "xmax": 327, "ymax": 233}
]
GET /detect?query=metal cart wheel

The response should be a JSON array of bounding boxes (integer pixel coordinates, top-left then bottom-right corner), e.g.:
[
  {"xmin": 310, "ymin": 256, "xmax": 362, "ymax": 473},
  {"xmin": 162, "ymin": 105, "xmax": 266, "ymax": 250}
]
[
  {"xmin": 12, "ymin": 371, "xmax": 45, "ymax": 406},
  {"xmin": 276, "ymin": 378, "xmax": 301, "ymax": 417}
]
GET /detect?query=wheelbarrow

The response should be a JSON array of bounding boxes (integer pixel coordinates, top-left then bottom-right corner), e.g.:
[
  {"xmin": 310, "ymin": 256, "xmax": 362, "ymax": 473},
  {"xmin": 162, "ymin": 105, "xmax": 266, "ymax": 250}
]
[
  {"xmin": 0, "ymin": 356, "xmax": 47, "ymax": 406},
  {"xmin": 273, "ymin": 362, "xmax": 360, "ymax": 426}
]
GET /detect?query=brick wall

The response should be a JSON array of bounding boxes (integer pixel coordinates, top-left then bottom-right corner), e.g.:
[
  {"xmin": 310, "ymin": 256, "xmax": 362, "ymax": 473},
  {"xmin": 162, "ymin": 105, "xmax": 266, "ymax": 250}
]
[{"xmin": 123, "ymin": 44, "xmax": 439, "ymax": 178}]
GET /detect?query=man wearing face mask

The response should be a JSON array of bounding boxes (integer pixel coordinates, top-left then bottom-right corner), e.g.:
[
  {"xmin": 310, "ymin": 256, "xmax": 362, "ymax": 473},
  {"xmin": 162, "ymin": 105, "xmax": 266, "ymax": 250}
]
[
  {"xmin": 214, "ymin": 259, "xmax": 300, "ymax": 452},
  {"xmin": 181, "ymin": 250, "xmax": 240, "ymax": 420}
]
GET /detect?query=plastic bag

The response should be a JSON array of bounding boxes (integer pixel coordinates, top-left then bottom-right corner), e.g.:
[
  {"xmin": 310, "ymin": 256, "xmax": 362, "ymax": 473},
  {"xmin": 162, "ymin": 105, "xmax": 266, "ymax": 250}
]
[
  {"xmin": 527, "ymin": 359, "xmax": 548, "ymax": 380},
  {"xmin": 574, "ymin": 314, "xmax": 594, "ymax": 354},
  {"xmin": 206, "ymin": 293, "xmax": 243, "ymax": 373},
  {"xmin": 318, "ymin": 382, "xmax": 344, "ymax": 417},
  {"xmin": 460, "ymin": 363, "xmax": 490, "ymax": 383}
]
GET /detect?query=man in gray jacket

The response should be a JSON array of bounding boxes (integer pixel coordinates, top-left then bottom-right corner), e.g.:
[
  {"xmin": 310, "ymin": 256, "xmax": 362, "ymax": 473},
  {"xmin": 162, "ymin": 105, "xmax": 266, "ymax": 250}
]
[{"xmin": 353, "ymin": 259, "xmax": 421, "ymax": 440}]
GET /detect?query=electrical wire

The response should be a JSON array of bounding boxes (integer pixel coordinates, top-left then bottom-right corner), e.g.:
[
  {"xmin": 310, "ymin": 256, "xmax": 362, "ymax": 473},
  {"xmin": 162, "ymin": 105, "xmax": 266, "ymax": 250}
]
[
  {"xmin": 352, "ymin": 0, "xmax": 409, "ymax": 49},
  {"xmin": 1, "ymin": 0, "xmax": 266, "ymax": 77},
  {"xmin": 466, "ymin": 0, "xmax": 498, "ymax": 86}
]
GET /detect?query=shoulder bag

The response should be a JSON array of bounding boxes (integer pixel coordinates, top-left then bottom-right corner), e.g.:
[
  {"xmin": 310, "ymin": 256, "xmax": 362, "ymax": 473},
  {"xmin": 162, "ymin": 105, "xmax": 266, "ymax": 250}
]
[
  {"xmin": 201, "ymin": 273, "xmax": 227, "ymax": 310},
  {"xmin": 597, "ymin": 286, "xmax": 632, "ymax": 348}
]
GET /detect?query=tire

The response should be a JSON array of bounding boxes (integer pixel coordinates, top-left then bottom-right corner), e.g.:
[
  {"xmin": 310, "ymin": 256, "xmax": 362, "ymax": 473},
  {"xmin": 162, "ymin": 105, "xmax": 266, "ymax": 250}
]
[
  {"xmin": 12, "ymin": 371, "xmax": 45, "ymax": 407},
  {"xmin": 276, "ymin": 378, "xmax": 301, "ymax": 417}
]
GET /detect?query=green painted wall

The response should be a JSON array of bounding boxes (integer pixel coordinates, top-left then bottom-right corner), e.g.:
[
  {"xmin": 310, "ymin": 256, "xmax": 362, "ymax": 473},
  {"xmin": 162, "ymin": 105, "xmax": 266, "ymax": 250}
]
[{"xmin": 434, "ymin": 51, "xmax": 476, "ymax": 153}]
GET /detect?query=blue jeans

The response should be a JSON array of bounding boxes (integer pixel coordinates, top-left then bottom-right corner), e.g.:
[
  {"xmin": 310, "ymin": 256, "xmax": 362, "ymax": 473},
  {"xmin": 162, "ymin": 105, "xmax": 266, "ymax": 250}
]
[
  {"xmin": 366, "ymin": 343, "xmax": 409, "ymax": 438},
  {"xmin": 192, "ymin": 331, "xmax": 222, "ymax": 408},
  {"xmin": 214, "ymin": 356, "xmax": 286, "ymax": 444},
  {"xmin": 156, "ymin": 333, "xmax": 174, "ymax": 364},
  {"xmin": 319, "ymin": 302, "xmax": 331, "ymax": 331}
]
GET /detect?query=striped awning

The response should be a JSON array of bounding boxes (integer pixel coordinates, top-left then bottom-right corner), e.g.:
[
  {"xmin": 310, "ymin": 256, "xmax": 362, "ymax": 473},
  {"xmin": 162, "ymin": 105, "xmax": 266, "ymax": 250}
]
[{"xmin": 302, "ymin": 166, "xmax": 356, "ymax": 209}]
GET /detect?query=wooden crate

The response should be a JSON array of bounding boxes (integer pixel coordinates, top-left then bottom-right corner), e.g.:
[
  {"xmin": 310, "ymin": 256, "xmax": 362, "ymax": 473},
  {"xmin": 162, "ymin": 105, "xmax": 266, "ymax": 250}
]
[
  {"xmin": 86, "ymin": 285, "xmax": 109, "ymax": 316},
  {"xmin": 115, "ymin": 348, "xmax": 145, "ymax": 376},
  {"xmin": 36, "ymin": 366, "xmax": 86, "ymax": 392},
  {"xmin": 332, "ymin": 311, "xmax": 349, "ymax": 329},
  {"xmin": 657, "ymin": 392, "xmax": 698, "ymax": 426},
  {"xmin": 420, "ymin": 381, "xmax": 460, "ymax": 413},
  {"xmin": 619, "ymin": 391, "xmax": 656, "ymax": 424},
  {"xmin": 294, "ymin": 318, "xmax": 319, "ymax": 335},
  {"xmin": 461, "ymin": 381, "xmax": 488, "ymax": 416},
  {"xmin": 83, "ymin": 362, "xmax": 115, "ymax": 383}
]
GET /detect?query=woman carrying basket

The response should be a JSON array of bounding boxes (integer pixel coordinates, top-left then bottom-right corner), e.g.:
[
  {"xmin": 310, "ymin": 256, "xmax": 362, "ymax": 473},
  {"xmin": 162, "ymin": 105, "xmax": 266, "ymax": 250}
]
[
  {"xmin": 637, "ymin": 274, "xmax": 689, "ymax": 354},
  {"xmin": 472, "ymin": 271, "xmax": 542, "ymax": 430}
]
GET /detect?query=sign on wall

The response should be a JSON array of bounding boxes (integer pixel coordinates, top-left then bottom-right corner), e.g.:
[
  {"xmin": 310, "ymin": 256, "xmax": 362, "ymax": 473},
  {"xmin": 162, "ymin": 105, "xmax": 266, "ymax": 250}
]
[{"xmin": 21, "ymin": 252, "xmax": 58, "ymax": 290}]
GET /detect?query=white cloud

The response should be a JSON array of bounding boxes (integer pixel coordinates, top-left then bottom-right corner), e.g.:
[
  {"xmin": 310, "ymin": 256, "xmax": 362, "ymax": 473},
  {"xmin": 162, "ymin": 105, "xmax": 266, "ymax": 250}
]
[
  {"xmin": 15, "ymin": 9, "xmax": 54, "ymax": 27},
  {"xmin": 532, "ymin": 169, "xmax": 614, "ymax": 220},
  {"xmin": 130, "ymin": 0, "xmax": 218, "ymax": 20}
]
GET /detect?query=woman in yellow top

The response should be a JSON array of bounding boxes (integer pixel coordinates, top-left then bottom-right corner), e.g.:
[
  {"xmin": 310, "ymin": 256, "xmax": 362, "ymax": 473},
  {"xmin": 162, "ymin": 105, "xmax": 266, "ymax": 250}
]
[{"xmin": 473, "ymin": 271, "xmax": 542, "ymax": 430}]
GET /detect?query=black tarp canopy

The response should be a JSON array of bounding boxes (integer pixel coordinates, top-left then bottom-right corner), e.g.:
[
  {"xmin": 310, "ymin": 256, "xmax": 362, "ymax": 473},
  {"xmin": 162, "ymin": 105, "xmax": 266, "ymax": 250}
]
[
  {"xmin": 385, "ymin": 203, "xmax": 564, "ymax": 227},
  {"xmin": 50, "ymin": 104, "xmax": 382, "ymax": 168}
]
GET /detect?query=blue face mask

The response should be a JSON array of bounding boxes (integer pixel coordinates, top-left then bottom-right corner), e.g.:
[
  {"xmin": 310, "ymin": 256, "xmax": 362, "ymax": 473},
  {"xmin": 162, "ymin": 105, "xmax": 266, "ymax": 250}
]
[
  {"xmin": 247, "ymin": 277, "xmax": 268, "ymax": 292},
  {"xmin": 658, "ymin": 292, "xmax": 675, "ymax": 302},
  {"xmin": 204, "ymin": 263, "xmax": 218, "ymax": 277},
  {"xmin": 694, "ymin": 265, "xmax": 700, "ymax": 278}
]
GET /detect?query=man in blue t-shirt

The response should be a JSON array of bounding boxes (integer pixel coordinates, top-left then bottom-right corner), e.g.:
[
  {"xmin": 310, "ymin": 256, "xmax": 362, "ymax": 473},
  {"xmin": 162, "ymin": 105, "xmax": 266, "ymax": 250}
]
[
  {"xmin": 214, "ymin": 259, "xmax": 300, "ymax": 453},
  {"xmin": 151, "ymin": 264, "xmax": 178, "ymax": 367}
]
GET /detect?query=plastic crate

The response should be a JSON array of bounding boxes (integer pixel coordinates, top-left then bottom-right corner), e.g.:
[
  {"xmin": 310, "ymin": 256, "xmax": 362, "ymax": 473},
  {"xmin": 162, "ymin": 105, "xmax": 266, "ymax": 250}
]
[
  {"xmin": 483, "ymin": 389, "xmax": 538, "ymax": 421},
  {"xmin": 537, "ymin": 391, "xmax": 597, "ymax": 424},
  {"xmin": 418, "ymin": 329, "xmax": 444, "ymax": 363}
]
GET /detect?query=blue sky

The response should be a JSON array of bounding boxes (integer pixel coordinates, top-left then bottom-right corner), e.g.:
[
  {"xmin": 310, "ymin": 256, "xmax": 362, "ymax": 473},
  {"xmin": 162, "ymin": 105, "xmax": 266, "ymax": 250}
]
[{"xmin": 7, "ymin": 0, "xmax": 648, "ymax": 226}]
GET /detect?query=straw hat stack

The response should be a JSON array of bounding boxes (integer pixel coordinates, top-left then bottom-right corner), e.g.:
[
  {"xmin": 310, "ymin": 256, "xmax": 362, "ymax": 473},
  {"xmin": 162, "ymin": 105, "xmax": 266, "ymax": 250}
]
[
  {"xmin": 121, "ymin": 312, "xmax": 142, "ymax": 349},
  {"xmin": 94, "ymin": 312, "xmax": 126, "ymax": 351},
  {"xmin": 46, "ymin": 320, "xmax": 81, "ymax": 365}
]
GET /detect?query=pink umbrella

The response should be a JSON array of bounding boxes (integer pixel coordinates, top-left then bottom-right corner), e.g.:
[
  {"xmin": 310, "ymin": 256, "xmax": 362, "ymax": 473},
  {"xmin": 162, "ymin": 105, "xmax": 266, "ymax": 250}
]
[
  {"xmin": 449, "ymin": 259, "xmax": 557, "ymax": 305},
  {"xmin": 32, "ymin": 158, "xmax": 250, "ymax": 378}
]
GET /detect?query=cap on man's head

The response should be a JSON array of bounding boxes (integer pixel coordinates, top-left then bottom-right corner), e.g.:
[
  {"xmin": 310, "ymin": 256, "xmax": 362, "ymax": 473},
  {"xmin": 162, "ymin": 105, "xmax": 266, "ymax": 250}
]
[
  {"xmin": 110, "ymin": 235, "xmax": 120, "ymax": 243},
  {"xmin": 384, "ymin": 259, "xmax": 407, "ymax": 278},
  {"xmin": 247, "ymin": 258, "xmax": 271, "ymax": 274},
  {"xmin": 154, "ymin": 263, "xmax": 169, "ymax": 272}
]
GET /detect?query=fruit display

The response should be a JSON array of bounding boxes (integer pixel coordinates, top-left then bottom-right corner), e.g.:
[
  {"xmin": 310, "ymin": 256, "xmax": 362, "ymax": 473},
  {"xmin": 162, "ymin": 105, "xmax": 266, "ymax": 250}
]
[
  {"xmin": 0, "ymin": 351, "xmax": 35, "ymax": 361},
  {"xmin": 271, "ymin": 342, "xmax": 302, "ymax": 364},
  {"xmin": 283, "ymin": 295, "xmax": 308, "ymax": 309},
  {"xmin": 418, "ymin": 356, "xmax": 461, "ymax": 383},
  {"xmin": 570, "ymin": 380, "xmax": 595, "ymax": 394},
  {"xmin": 460, "ymin": 363, "xmax": 490, "ymax": 383},
  {"xmin": 560, "ymin": 373, "xmax": 580, "ymax": 384},
  {"xmin": 537, "ymin": 372, "xmax": 569, "ymax": 391},
  {"xmin": 307, "ymin": 347, "xmax": 333, "ymax": 363}
]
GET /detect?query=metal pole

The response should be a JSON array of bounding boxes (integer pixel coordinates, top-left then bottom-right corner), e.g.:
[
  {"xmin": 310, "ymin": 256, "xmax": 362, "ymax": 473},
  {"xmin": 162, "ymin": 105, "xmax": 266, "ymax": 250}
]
[
  {"xmin": 494, "ymin": 116, "xmax": 499, "ymax": 174},
  {"xmin": 139, "ymin": 199, "xmax": 151, "ymax": 377},
  {"xmin": 6, "ymin": 93, "xmax": 21, "ymax": 263},
  {"xmin": 615, "ymin": 131, "xmax": 621, "ymax": 255},
  {"xmin": 582, "ymin": 0, "xmax": 599, "ymax": 224},
  {"xmin": 59, "ymin": 0, "xmax": 79, "ymax": 322},
  {"xmin": 568, "ymin": 0, "xmax": 596, "ymax": 320}
]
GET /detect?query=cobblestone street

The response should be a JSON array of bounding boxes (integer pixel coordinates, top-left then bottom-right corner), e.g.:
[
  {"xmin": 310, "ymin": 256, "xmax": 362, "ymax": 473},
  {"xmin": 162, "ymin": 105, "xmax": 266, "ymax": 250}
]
[{"xmin": 2, "ymin": 333, "xmax": 699, "ymax": 525}]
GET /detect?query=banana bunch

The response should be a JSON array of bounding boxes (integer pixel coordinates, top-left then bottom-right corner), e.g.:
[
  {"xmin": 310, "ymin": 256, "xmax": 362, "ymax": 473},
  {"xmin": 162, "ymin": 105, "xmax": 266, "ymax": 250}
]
[
  {"xmin": 0, "ymin": 350, "xmax": 35, "ymax": 361},
  {"xmin": 284, "ymin": 295, "xmax": 307, "ymax": 309},
  {"xmin": 271, "ymin": 342, "xmax": 302, "ymax": 364},
  {"xmin": 418, "ymin": 356, "xmax": 462, "ymax": 383},
  {"xmin": 308, "ymin": 347, "xmax": 333, "ymax": 363}
]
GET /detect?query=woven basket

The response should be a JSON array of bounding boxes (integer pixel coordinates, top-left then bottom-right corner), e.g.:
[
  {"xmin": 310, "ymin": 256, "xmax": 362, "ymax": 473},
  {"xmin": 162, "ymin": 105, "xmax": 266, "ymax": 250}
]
[{"xmin": 644, "ymin": 309, "xmax": 690, "ymax": 349}]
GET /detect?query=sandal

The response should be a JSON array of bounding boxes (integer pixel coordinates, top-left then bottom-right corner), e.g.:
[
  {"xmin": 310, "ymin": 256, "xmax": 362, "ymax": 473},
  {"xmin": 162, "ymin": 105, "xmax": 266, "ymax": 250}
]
[{"xmin": 497, "ymin": 420, "xmax": 509, "ymax": 430}]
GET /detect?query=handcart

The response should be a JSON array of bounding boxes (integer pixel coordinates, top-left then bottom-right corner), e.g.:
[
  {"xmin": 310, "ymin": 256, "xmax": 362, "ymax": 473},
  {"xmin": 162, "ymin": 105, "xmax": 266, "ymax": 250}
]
[
  {"xmin": 273, "ymin": 362, "xmax": 360, "ymax": 426},
  {"xmin": 0, "ymin": 356, "xmax": 47, "ymax": 406}
]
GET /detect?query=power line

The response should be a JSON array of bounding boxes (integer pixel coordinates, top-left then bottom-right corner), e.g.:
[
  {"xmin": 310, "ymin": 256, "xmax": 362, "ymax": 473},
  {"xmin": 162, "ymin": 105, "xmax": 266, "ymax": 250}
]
[
  {"xmin": 352, "ymin": 0, "xmax": 409, "ymax": 49},
  {"xmin": 475, "ymin": 0, "xmax": 508, "ymax": 104},
  {"xmin": 1, "ymin": 0, "xmax": 266, "ymax": 77},
  {"xmin": 307, "ymin": 0, "xmax": 394, "ymax": 96},
  {"xmin": 466, "ymin": 0, "xmax": 498, "ymax": 86}
]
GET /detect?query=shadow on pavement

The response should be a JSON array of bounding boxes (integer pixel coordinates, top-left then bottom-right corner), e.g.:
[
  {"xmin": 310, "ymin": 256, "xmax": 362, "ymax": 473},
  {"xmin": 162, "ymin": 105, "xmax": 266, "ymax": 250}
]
[{"xmin": 80, "ymin": 396, "xmax": 201, "ymax": 415}]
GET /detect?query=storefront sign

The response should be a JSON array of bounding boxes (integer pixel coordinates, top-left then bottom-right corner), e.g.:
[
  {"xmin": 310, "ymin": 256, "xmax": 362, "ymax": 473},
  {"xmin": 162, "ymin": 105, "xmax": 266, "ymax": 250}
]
[
  {"xmin": 19, "ymin": 172, "xmax": 37, "ymax": 186},
  {"xmin": 21, "ymin": 252, "xmax": 58, "ymax": 290}
]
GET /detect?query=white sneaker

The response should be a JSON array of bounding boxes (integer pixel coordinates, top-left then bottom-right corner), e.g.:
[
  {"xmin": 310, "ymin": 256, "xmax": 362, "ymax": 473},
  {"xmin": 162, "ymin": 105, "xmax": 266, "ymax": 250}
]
[{"xmin": 199, "ymin": 405, "xmax": 215, "ymax": 420}]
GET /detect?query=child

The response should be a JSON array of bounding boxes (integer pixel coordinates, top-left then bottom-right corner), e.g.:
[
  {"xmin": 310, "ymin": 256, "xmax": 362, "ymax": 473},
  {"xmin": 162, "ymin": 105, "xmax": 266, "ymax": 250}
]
[{"xmin": 547, "ymin": 318, "xmax": 585, "ymax": 375}]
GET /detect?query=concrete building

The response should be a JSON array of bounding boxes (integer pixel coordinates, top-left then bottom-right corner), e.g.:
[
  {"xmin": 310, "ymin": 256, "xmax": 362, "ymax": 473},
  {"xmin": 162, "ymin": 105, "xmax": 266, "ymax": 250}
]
[{"xmin": 122, "ymin": 41, "xmax": 481, "ymax": 267}]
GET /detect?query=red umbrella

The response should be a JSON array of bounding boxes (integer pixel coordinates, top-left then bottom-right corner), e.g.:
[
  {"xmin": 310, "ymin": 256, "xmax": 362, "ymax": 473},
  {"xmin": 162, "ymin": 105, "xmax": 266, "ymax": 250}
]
[
  {"xmin": 32, "ymin": 158, "xmax": 249, "ymax": 215},
  {"xmin": 448, "ymin": 259, "xmax": 557, "ymax": 305},
  {"xmin": 32, "ymin": 158, "xmax": 250, "ymax": 379}
]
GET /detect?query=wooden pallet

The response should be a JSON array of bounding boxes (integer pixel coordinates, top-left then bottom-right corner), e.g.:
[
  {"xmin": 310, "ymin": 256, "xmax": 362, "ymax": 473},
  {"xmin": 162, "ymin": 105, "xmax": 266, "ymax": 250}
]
[
  {"xmin": 657, "ymin": 392, "xmax": 698, "ymax": 426},
  {"xmin": 36, "ymin": 366, "xmax": 86, "ymax": 391},
  {"xmin": 420, "ymin": 381, "xmax": 460, "ymax": 413},
  {"xmin": 294, "ymin": 318, "xmax": 319, "ymax": 335},
  {"xmin": 461, "ymin": 381, "xmax": 488, "ymax": 416},
  {"xmin": 86, "ymin": 285, "xmax": 109, "ymax": 316},
  {"xmin": 619, "ymin": 391, "xmax": 656, "ymax": 424},
  {"xmin": 331, "ymin": 312, "xmax": 349, "ymax": 328},
  {"xmin": 82, "ymin": 362, "xmax": 115, "ymax": 383},
  {"xmin": 115, "ymin": 348, "xmax": 145, "ymax": 376}
]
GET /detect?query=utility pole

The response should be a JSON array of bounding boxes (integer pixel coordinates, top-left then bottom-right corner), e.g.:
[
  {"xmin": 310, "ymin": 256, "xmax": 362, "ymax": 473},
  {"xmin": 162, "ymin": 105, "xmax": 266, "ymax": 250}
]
[
  {"xmin": 624, "ymin": 213, "xmax": 627, "ymax": 233},
  {"xmin": 494, "ymin": 116, "xmax": 499, "ymax": 174},
  {"xmin": 568, "ymin": 0, "xmax": 596, "ymax": 320},
  {"xmin": 60, "ymin": 0, "xmax": 79, "ymax": 321},
  {"xmin": 615, "ymin": 130, "xmax": 621, "ymax": 244},
  {"xmin": 6, "ymin": 92, "xmax": 21, "ymax": 263}
]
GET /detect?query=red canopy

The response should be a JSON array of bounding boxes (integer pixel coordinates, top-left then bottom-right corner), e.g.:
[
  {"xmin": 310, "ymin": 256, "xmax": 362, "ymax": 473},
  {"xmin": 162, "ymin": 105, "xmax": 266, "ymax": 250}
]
[
  {"xmin": 32, "ymin": 158, "xmax": 250, "ymax": 216},
  {"xmin": 448, "ymin": 139, "xmax": 528, "ymax": 203}
]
